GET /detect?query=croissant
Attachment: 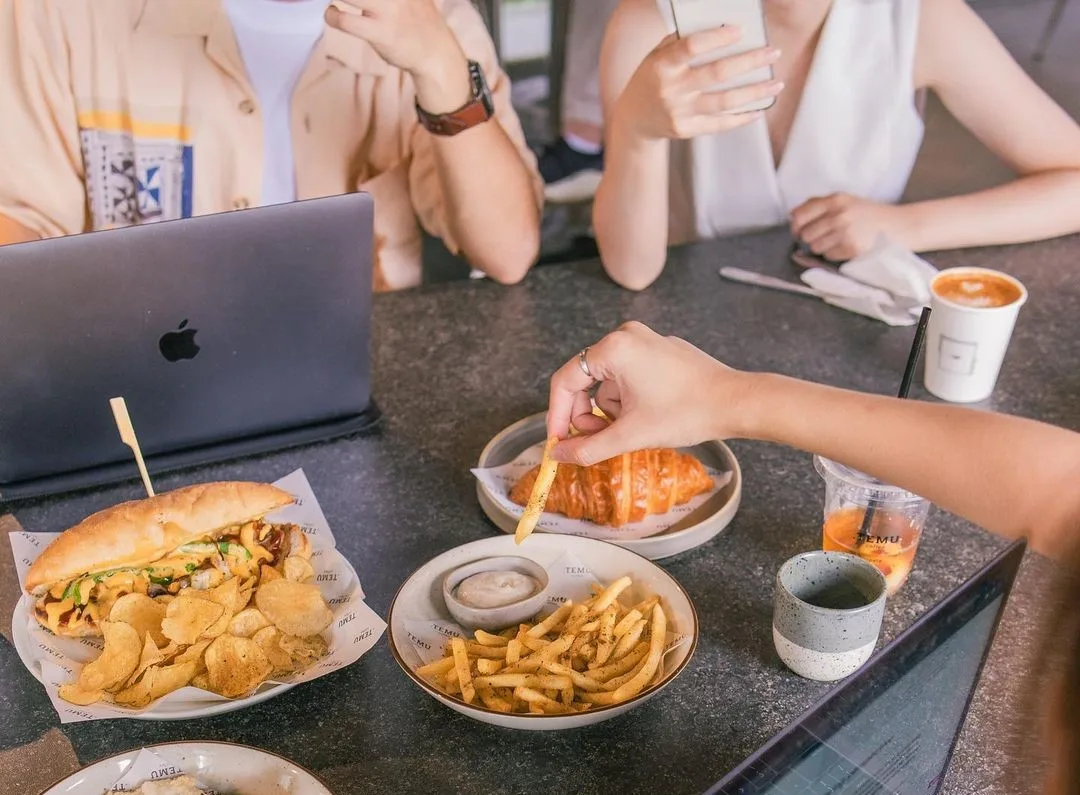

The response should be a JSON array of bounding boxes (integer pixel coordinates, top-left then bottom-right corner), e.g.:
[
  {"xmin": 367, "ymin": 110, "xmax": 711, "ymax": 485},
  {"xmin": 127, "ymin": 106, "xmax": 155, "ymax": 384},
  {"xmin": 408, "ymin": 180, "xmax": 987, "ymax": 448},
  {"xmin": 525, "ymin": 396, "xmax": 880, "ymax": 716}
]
[{"xmin": 509, "ymin": 449, "xmax": 714, "ymax": 528}]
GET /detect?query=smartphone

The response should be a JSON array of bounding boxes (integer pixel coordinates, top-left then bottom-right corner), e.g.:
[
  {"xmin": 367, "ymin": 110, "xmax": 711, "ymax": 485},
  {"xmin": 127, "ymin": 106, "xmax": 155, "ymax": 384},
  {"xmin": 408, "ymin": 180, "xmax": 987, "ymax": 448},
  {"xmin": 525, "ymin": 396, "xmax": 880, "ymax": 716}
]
[{"xmin": 668, "ymin": 0, "xmax": 776, "ymax": 113}]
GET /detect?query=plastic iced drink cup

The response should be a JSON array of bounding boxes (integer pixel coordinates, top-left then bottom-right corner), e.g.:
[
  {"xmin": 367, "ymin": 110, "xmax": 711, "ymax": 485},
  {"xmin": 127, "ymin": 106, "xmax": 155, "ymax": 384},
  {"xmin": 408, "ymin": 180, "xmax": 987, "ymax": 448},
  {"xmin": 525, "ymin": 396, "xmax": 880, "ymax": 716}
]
[{"xmin": 814, "ymin": 456, "xmax": 931, "ymax": 596}]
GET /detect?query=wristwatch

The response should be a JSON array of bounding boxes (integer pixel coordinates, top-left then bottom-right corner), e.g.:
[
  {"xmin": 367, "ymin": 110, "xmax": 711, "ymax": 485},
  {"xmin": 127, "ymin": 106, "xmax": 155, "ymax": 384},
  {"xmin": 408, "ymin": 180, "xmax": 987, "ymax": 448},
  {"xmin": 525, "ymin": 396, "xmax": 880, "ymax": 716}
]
[{"xmin": 416, "ymin": 60, "xmax": 495, "ymax": 136}]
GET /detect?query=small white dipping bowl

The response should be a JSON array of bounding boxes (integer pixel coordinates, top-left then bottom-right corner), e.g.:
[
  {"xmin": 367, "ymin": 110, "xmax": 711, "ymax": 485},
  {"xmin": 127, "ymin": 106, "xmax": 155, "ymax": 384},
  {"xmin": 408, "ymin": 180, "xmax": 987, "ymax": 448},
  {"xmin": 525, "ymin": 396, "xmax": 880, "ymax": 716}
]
[{"xmin": 442, "ymin": 556, "xmax": 549, "ymax": 632}]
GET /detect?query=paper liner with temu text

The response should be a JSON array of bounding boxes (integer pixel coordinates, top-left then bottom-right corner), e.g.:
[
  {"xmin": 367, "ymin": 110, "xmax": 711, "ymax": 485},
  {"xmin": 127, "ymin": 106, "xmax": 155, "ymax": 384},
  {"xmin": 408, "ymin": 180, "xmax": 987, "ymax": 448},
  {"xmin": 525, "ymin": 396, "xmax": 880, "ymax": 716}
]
[
  {"xmin": 400, "ymin": 548, "xmax": 691, "ymax": 690},
  {"xmin": 8, "ymin": 468, "xmax": 386, "ymax": 723},
  {"xmin": 472, "ymin": 442, "xmax": 733, "ymax": 541},
  {"xmin": 105, "ymin": 748, "xmax": 219, "ymax": 793}
]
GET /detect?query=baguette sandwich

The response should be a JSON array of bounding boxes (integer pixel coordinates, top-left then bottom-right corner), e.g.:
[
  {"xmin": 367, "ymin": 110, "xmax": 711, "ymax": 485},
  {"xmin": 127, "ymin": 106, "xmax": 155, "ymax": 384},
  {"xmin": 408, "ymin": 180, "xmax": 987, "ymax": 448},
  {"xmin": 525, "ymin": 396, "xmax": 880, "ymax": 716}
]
[{"xmin": 24, "ymin": 481, "xmax": 308, "ymax": 638}]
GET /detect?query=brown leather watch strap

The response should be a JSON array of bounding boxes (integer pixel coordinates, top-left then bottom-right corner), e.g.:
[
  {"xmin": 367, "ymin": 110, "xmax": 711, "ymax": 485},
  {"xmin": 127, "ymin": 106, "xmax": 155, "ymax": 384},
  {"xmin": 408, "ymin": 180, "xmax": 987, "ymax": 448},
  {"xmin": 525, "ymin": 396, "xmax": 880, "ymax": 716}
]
[
  {"xmin": 416, "ymin": 60, "xmax": 495, "ymax": 137},
  {"xmin": 417, "ymin": 99, "xmax": 491, "ymax": 136}
]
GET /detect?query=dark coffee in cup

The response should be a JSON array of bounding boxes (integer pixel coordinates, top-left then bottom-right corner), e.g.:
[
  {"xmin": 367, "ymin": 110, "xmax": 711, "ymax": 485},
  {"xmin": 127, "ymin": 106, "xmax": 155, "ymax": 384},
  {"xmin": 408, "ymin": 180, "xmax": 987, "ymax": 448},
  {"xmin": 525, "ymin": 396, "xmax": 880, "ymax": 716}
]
[{"xmin": 932, "ymin": 270, "xmax": 1023, "ymax": 309}]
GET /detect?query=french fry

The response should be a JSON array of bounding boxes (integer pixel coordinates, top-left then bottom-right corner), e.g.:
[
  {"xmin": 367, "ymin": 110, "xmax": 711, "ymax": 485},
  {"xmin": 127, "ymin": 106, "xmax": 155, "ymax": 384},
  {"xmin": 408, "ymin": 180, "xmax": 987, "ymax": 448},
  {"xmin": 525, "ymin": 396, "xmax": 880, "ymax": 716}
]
[
  {"xmin": 590, "ymin": 643, "xmax": 649, "ymax": 682},
  {"xmin": 563, "ymin": 603, "xmax": 591, "ymax": 634},
  {"xmin": 631, "ymin": 595, "xmax": 659, "ymax": 617},
  {"xmin": 514, "ymin": 436, "xmax": 560, "ymax": 544},
  {"xmin": 515, "ymin": 686, "xmax": 569, "ymax": 714},
  {"xmin": 613, "ymin": 609, "xmax": 642, "ymax": 638},
  {"xmin": 474, "ymin": 629, "xmax": 510, "ymax": 647},
  {"xmin": 474, "ymin": 673, "xmax": 572, "ymax": 690},
  {"xmin": 451, "ymin": 638, "xmax": 475, "ymax": 704},
  {"xmin": 521, "ymin": 635, "xmax": 551, "ymax": 652},
  {"xmin": 477, "ymin": 685, "xmax": 512, "ymax": 713},
  {"xmin": 543, "ymin": 661, "xmax": 602, "ymax": 692},
  {"xmin": 418, "ymin": 576, "xmax": 675, "ymax": 715},
  {"xmin": 505, "ymin": 638, "xmax": 522, "ymax": 665},
  {"xmin": 537, "ymin": 634, "xmax": 576, "ymax": 662},
  {"xmin": 590, "ymin": 576, "xmax": 632, "ymax": 615},
  {"xmin": 461, "ymin": 641, "xmax": 508, "ymax": 659},
  {"xmin": 612, "ymin": 618, "xmax": 648, "ymax": 661},
  {"xmin": 416, "ymin": 656, "xmax": 455, "ymax": 679},
  {"xmin": 593, "ymin": 606, "xmax": 618, "ymax": 667},
  {"xmin": 499, "ymin": 656, "xmax": 546, "ymax": 675},
  {"xmin": 527, "ymin": 603, "xmax": 573, "ymax": 638},
  {"xmin": 582, "ymin": 605, "xmax": 666, "ymax": 705}
]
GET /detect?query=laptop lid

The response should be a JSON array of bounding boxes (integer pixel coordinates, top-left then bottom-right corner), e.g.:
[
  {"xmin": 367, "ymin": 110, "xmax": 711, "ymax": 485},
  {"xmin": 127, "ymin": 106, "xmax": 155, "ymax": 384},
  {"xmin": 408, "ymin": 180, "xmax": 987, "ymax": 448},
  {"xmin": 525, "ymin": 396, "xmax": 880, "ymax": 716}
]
[
  {"xmin": 708, "ymin": 539, "xmax": 1027, "ymax": 795},
  {"xmin": 0, "ymin": 194, "xmax": 375, "ymax": 495}
]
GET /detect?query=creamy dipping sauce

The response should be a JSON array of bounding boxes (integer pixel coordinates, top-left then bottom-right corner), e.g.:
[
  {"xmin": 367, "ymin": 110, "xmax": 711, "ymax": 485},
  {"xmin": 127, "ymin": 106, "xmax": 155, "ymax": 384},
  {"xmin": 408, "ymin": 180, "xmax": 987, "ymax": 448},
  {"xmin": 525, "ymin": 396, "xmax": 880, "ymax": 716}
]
[{"xmin": 454, "ymin": 570, "xmax": 539, "ymax": 609}]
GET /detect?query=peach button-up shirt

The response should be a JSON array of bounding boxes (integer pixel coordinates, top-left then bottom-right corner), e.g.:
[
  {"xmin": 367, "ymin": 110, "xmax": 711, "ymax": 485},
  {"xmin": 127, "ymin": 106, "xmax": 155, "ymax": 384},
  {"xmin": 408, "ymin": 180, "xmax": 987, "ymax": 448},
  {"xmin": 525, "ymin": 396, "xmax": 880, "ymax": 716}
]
[{"xmin": 0, "ymin": 0, "xmax": 542, "ymax": 289}]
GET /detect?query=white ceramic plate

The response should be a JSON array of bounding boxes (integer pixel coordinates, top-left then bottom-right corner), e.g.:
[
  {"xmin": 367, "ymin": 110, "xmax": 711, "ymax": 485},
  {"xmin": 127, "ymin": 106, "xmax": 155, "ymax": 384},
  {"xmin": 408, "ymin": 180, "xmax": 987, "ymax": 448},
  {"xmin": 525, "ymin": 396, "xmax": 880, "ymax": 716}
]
[
  {"xmin": 39, "ymin": 741, "xmax": 331, "ymax": 794},
  {"xmin": 388, "ymin": 534, "xmax": 699, "ymax": 730},
  {"xmin": 11, "ymin": 544, "xmax": 367, "ymax": 721},
  {"xmin": 476, "ymin": 413, "xmax": 742, "ymax": 560},
  {"xmin": 11, "ymin": 595, "xmax": 298, "ymax": 720}
]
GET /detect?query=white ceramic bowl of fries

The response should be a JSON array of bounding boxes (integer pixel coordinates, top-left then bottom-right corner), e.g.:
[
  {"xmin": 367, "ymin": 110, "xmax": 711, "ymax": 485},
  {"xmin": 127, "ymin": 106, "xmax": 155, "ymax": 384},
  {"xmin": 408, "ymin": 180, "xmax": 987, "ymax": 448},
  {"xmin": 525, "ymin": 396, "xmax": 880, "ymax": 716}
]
[{"xmin": 388, "ymin": 534, "xmax": 698, "ymax": 730}]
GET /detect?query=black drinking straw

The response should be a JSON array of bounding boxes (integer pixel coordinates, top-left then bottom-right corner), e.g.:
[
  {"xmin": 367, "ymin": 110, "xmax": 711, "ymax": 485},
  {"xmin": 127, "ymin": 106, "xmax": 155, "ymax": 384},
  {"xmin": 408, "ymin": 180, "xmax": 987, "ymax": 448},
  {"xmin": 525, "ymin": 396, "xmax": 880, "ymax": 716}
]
[{"xmin": 856, "ymin": 306, "xmax": 933, "ymax": 544}]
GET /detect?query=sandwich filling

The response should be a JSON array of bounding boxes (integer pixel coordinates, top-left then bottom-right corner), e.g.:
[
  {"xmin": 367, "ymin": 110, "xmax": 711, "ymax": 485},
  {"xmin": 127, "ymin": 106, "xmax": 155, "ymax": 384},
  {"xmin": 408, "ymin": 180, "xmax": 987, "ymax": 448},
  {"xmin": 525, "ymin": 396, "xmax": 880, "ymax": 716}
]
[{"xmin": 35, "ymin": 520, "xmax": 308, "ymax": 635}]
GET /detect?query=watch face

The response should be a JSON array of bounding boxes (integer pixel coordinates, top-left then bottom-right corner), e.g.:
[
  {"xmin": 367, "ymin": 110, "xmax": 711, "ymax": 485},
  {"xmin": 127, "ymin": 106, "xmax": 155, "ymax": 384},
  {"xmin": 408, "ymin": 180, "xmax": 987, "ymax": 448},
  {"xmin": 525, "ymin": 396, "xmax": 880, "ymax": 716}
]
[{"xmin": 468, "ymin": 60, "xmax": 495, "ymax": 116}]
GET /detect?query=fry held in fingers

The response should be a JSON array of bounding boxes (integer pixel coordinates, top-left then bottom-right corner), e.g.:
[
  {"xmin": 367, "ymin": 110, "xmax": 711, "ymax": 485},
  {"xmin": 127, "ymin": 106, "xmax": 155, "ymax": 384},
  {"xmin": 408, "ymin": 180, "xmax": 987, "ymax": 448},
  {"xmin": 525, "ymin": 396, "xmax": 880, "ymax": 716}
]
[
  {"xmin": 514, "ymin": 436, "xmax": 560, "ymax": 544},
  {"xmin": 417, "ymin": 577, "xmax": 674, "ymax": 714}
]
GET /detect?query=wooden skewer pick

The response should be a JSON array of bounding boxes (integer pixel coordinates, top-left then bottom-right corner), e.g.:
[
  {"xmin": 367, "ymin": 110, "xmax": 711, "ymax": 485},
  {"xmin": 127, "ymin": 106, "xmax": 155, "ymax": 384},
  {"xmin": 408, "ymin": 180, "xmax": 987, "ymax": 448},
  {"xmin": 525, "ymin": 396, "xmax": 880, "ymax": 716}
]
[{"xmin": 109, "ymin": 397, "xmax": 155, "ymax": 497}]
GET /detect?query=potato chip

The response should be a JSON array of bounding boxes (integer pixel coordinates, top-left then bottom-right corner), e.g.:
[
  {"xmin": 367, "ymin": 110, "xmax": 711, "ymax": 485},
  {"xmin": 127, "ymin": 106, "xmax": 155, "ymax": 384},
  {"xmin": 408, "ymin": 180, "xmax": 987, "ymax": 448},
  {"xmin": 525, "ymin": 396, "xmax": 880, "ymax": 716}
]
[
  {"xmin": 204, "ymin": 635, "xmax": 273, "ymax": 698},
  {"xmin": 114, "ymin": 660, "xmax": 198, "ymax": 708},
  {"xmin": 260, "ymin": 564, "xmax": 282, "ymax": 583},
  {"xmin": 173, "ymin": 638, "xmax": 211, "ymax": 672},
  {"xmin": 289, "ymin": 528, "xmax": 312, "ymax": 559},
  {"xmin": 109, "ymin": 593, "xmax": 167, "ymax": 648},
  {"xmin": 253, "ymin": 626, "xmax": 293, "ymax": 673},
  {"xmin": 185, "ymin": 577, "xmax": 243, "ymax": 638},
  {"xmin": 161, "ymin": 595, "xmax": 225, "ymax": 645},
  {"xmin": 78, "ymin": 620, "xmax": 140, "ymax": 692},
  {"xmin": 229, "ymin": 607, "xmax": 272, "ymax": 638},
  {"xmin": 279, "ymin": 633, "xmax": 329, "ymax": 671},
  {"xmin": 283, "ymin": 556, "xmax": 315, "ymax": 583},
  {"xmin": 58, "ymin": 683, "xmax": 103, "ymax": 706},
  {"xmin": 125, "ymin": 632, "xmax": 167, "ymax": 688},
  {"xmin": 191, "ymin": 672, "xmax": 211, "ymax": 691},
  {"xmin": 154, "ymin": 594, "xmax": 175, "ymax": 607},
  {"xmin": 255, "ymin": 580, "xmax": 333, "ymax": 637}
]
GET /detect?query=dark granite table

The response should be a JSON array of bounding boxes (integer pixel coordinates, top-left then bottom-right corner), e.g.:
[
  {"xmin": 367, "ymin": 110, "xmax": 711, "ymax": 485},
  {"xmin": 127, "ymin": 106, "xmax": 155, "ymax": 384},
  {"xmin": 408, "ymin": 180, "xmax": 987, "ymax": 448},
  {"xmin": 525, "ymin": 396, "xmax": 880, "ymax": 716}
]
[{"xmin": 3, "ymin": 229, "xmax": 1077, "ymax": 794}]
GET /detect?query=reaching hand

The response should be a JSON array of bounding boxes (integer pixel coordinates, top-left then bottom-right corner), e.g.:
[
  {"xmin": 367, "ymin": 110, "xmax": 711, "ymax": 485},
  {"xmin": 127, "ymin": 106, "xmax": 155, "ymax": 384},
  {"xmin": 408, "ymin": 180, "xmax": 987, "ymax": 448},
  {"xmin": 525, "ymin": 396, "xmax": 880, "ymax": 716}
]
[{"xmin": 546, "ymin": 322, "xmax": 749, "ymax": 465}]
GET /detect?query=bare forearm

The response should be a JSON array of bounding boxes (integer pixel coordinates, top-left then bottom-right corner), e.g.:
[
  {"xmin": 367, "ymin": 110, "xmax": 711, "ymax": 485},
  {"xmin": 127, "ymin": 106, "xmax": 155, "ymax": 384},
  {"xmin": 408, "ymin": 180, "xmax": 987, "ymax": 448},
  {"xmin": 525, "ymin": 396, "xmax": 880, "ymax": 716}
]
[
  {"xmin": 0, "ymin": 214, "xmax": 38, "ymax": 246},
  {"xmin": 903, "ymin": 169, "xmax": 1080, "ymax": 252},
  {"xmin": 428, "ymin": 127, "xmax": 540, "ymax": 283},
  {"xmin": 593, "ymin": 119, "xmax": 670, "ymax": 291},
  {"xmin": 734, "ymin": 373, "xmax": 1080, "ymax": 557}
]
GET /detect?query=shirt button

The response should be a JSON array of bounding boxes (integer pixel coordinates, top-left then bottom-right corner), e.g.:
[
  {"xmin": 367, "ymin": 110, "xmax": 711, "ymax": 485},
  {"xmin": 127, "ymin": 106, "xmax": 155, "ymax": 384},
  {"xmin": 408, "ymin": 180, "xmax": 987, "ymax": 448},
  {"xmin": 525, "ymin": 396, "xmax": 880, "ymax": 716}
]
[
  {"xmin": 238, "ymin": 99, "xmax": 256, "ymax": 115},
  {"xmin": 233, "ymin": 198, "xmax": 251, "ymax": 210}
]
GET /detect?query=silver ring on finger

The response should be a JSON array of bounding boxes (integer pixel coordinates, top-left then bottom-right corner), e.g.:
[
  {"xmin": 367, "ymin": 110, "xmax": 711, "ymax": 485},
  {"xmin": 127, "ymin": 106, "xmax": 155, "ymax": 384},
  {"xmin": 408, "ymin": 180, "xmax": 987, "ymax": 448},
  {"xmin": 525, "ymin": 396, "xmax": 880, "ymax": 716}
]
[{"xmin": 577, "ymin": 347, "xmax": 594, "ymax": 380}]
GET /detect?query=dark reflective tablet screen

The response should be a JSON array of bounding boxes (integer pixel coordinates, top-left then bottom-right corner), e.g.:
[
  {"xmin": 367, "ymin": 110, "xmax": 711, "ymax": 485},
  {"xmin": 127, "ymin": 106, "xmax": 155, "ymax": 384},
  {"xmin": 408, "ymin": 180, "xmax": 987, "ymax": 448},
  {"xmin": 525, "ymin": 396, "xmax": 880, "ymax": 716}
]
[{"xmin": 714, "ymin": 576, "xmax": 1007, "ymax": 795}]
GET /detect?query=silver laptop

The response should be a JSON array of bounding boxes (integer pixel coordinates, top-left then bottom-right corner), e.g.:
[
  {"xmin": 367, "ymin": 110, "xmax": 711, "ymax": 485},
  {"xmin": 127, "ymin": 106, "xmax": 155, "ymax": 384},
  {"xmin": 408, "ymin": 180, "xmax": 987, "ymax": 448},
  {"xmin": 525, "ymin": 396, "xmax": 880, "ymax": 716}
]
[{"xmin": 0, "ymin": 194, "xmax": 378, "ymax": 500}]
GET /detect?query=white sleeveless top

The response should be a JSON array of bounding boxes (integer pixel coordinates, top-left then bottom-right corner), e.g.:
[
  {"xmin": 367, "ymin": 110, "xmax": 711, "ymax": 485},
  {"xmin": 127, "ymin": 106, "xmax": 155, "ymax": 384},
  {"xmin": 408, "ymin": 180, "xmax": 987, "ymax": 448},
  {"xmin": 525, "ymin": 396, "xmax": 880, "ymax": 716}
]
[{"xmin": 657, "ymin": 0, "xmax": 925, "ymax": 244}]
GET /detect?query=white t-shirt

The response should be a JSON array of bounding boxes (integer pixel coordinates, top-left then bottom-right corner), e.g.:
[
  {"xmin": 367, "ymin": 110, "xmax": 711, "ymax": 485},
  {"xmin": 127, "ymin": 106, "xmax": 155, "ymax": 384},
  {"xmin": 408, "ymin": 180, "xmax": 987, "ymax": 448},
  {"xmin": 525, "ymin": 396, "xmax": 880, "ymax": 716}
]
[{"xmin": 223, "ymin": 0, "xmax": 329, "ymax": 207}]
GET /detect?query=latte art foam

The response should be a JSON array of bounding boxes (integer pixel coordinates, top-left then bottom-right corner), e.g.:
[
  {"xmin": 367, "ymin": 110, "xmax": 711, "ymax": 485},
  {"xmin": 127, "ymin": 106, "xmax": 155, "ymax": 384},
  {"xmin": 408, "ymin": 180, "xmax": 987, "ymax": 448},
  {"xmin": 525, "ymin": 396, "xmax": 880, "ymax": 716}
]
[{"xmin": 933, "ymin": 271, "xmax": 1023, "ymax": 308}]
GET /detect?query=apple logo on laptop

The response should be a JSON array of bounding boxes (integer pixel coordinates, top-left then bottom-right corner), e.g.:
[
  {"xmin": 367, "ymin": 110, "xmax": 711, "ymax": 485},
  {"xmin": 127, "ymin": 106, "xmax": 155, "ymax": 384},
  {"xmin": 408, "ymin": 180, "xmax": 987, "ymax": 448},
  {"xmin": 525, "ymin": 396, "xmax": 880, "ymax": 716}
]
[{"xmin": 159, "ymin": 319, "xmax": 200, "ymax": 362}]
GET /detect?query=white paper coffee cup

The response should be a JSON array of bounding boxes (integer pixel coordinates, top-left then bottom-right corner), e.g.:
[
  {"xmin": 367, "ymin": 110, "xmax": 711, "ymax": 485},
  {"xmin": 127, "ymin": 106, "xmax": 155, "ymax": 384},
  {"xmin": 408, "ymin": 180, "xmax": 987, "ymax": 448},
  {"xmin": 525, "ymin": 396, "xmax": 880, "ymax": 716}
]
[{"xmin": 923, "ymin": 267, "xmax": 1027, "ymax": 403}]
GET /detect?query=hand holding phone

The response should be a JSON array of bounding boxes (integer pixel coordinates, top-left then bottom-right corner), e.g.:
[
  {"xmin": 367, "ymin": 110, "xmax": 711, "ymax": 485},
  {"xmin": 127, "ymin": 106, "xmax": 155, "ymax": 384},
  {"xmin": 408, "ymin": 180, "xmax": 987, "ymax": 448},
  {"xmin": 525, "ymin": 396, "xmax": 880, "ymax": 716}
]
[
  {"xmin": 613, "ymin": 19, "xmax": 782, "ymax": 141},
  {"xmin": 668, "ymin": 0, "xmax": 777, "ymax": 113}
]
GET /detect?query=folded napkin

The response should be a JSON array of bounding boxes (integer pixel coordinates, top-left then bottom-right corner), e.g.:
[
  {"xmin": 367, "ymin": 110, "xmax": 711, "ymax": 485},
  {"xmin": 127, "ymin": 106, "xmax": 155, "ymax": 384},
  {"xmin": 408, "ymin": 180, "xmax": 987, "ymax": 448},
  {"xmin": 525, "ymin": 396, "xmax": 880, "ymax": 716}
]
[
  {"xmin": 800, "ymin": 268, "xmax": 916, "ymax": 326},
  {"xmin": 798, "ymin": 237, "xmax": 937, "ymax": 326},
  {"xmin": 840, "ymin": 236, "xmax": 938, "ymax": 305}
]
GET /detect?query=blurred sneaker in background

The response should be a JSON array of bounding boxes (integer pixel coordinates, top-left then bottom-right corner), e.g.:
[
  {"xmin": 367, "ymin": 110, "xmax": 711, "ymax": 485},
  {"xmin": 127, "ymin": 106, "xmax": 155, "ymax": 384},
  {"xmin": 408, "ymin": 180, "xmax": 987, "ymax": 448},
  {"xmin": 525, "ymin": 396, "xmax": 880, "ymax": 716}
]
[{"xmin": 539, "ymin": 136, "xmax": 604, "ymax": 204}]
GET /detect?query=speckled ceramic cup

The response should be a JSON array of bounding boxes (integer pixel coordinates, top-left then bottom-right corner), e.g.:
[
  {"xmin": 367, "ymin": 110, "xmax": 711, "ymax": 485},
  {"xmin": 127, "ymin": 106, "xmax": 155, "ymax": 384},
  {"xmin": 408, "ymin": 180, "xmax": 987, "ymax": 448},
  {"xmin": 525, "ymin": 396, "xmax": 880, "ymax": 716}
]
[{"xmin": 773, "ymin": 551, "xmax": 887, "ymax": 682}]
